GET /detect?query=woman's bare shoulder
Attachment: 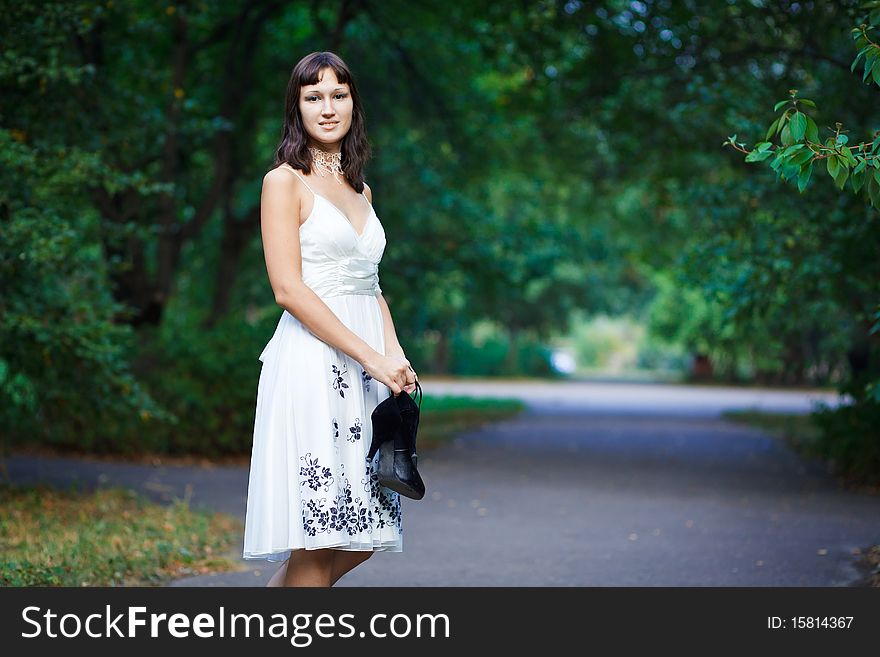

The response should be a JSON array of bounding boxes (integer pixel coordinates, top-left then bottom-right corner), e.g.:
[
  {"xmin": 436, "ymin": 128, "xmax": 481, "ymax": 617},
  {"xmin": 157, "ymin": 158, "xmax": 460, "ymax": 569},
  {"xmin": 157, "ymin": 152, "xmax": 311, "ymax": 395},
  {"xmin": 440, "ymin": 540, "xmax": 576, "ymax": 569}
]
[
  {"xmin": 264, "ymin": 162, "xmax": 302, "ymax": 181},
  {"xmin": 263, "ymin": 164, "xmax": 311, "ymax": 200},
  {"xmin": 261, "ymin": 165, "xmax": 305, "ymax": 214}
]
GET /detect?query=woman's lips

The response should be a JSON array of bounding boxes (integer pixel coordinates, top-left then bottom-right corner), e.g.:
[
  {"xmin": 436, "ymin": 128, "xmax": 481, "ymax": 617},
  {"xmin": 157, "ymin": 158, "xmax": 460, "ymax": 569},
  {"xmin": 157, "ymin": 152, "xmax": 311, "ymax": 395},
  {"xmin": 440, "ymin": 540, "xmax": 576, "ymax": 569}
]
[{"xmin": 320, "ymin": 122, "xmax": 339, "ymax": 130}]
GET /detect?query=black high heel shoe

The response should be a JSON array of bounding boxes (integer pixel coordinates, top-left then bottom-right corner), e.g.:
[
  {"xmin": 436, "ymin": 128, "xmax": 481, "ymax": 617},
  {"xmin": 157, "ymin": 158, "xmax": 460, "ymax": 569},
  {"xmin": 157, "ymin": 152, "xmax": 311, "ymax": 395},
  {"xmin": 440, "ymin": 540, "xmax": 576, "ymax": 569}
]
[{"xmin": 367, "ymin": 380, "xmax": 426, "ymax": 500}]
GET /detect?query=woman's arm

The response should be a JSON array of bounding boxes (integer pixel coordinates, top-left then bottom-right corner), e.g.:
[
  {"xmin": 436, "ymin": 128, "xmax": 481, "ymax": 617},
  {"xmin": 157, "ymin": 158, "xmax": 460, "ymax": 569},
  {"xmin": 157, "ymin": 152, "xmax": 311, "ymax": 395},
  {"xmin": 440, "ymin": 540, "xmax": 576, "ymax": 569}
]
[
  {"xmin": 376, "ymin": 292, "xmax": 417, "ymax": 392},
  {"xmin": 376, "ymin": 293, "xmax": 405, "ymax": 358},
  {"xmin": 363, "ymin": 183, "xmax": 416, "ymax": 391},
  {"xmin": 261, "ymin": 167, "xmax": 378, "ymax": 367}
]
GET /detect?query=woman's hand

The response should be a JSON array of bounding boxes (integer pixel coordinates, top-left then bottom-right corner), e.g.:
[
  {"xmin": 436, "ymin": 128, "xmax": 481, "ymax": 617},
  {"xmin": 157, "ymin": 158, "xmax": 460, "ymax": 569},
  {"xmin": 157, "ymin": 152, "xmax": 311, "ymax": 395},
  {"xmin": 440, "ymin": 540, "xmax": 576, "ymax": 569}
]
[
  {"xmin": 395, "ymin": 359, "xmax": 418, "ymax": 395},
  {"xmin": 385, "ymin": 347, "xmax": 418, "ymax": 394},
  {"xmin": 363, "ymin": 350, "xmax": 418, "ymax": 396}
]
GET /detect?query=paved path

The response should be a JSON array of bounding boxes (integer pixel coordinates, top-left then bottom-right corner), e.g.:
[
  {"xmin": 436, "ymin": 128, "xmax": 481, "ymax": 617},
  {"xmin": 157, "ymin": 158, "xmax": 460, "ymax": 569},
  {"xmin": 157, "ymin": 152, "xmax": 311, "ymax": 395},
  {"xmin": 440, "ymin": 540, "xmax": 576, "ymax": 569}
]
[{"xmin": 4, "ymin": 380, "xmax": 876, "ymax": 586}]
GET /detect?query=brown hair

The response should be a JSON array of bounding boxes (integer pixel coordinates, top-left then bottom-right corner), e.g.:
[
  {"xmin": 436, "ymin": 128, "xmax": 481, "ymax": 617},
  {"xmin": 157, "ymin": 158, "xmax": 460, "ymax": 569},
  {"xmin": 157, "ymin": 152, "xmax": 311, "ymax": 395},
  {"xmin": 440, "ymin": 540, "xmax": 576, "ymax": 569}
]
[{"xmin": 272, "ymin": 51, "xmax": 372, "ymax": 192}]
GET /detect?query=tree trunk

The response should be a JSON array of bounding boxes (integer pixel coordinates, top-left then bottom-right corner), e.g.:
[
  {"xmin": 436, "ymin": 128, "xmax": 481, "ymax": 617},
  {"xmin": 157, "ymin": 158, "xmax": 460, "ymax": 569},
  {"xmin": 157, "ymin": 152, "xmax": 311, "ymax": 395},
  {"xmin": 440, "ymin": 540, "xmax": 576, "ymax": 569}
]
[
  {"xmin": 433, "ymin": 331, "xmax": 450, "ymax": 374},
  {"xmin": 504, "ymin": 328, "xmax": 519, "ymax": 376}
]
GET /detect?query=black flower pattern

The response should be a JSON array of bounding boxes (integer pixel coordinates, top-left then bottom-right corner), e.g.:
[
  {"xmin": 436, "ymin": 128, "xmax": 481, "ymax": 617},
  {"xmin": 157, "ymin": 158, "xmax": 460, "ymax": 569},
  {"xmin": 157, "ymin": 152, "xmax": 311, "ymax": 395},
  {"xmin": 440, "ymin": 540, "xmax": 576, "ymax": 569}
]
[
  {"xmin": 331, "ymin": 417, "xmax": 341, "ymax": 456},
  {"xmin": 347, "ymin": 418, "xmax": 363, "ymax": 443},
  {"xmin": 302, "ymin": 498, "xmax": 330, "ymax": 537},
  {"xmin": 330, "ymin": 362, "xmax": 349, "ymax": 398},
  {"xmin": 293, "ymin": 358, "xmax": 401, "ymax": 545},
  {"xmin": 300, "ymin": 453, "xmax": 334, "ymax": 492},
  {"xmin": 362, "ymin": 456, "xmax": 402, "ymax": 531},
  {"xmin": 301, "ymin": 464, "xmax": 373, "ymax": 537}
]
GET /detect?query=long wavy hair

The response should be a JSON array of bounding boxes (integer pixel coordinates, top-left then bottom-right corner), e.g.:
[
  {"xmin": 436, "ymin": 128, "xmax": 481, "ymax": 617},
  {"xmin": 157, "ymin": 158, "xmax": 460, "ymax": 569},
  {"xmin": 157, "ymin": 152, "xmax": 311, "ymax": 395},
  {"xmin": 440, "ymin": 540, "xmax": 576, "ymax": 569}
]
[{"xmin": 272, "ymin": 51, "xmax": 372, "ymax": 193}]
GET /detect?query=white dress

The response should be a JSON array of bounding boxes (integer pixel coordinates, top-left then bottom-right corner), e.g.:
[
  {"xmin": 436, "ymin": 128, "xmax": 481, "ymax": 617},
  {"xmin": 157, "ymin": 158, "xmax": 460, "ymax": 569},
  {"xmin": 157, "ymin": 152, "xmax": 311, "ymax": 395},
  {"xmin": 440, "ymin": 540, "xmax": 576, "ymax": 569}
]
[{"xmin": 242, "ymin": 165, "xmax": 402, "ymax": 562}]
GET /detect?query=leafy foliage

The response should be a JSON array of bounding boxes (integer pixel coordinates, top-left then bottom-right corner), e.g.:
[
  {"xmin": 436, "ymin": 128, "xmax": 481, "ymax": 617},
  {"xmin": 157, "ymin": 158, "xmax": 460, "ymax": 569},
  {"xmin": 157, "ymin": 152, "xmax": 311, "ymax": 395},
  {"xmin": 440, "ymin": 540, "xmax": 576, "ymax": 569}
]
[
  {"xmin": 0, "ymin": 1, "xmax": 877, "ymax": 482},
  {"xmin": 724, "ymin": 3, "xmax": 879, "ymax": 375},
  {"xmin": 723, "ymin": 0, "xmax": 880, "ymax": 208}
]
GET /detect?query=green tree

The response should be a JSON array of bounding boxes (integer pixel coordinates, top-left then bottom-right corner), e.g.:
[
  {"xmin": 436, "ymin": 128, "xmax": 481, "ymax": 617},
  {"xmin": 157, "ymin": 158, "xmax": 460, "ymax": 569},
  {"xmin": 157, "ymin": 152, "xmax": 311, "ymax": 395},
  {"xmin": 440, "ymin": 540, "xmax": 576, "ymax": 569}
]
[{"xmin": 726, "ymin": 0, "xmax": 880, "ymax": 481}]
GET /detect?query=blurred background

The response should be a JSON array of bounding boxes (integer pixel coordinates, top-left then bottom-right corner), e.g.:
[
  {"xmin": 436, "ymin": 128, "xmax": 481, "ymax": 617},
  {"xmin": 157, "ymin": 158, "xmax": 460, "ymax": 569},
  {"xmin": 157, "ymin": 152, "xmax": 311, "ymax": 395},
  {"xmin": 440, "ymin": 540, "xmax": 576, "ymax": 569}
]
[{"xmin": 1, "ymin": 1, "xmax": 878, "ymax": 478}]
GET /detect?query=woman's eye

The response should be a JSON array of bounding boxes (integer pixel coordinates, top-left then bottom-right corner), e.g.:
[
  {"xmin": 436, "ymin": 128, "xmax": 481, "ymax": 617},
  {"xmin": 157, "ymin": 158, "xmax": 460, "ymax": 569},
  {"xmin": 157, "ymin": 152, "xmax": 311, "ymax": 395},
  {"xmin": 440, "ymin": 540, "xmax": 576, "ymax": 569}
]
[{"xmin": 305, "ymin": 94, "xmax": 348, "ymax": 101}]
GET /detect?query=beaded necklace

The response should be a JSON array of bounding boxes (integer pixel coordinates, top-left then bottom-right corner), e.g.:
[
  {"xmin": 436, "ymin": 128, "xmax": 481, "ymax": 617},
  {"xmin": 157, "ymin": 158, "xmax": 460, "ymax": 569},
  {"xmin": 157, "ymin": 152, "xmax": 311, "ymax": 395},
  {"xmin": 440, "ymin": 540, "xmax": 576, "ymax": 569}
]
[{"xmin": 308, "ymin": 145, "xmax": 345, "ymax": 185}]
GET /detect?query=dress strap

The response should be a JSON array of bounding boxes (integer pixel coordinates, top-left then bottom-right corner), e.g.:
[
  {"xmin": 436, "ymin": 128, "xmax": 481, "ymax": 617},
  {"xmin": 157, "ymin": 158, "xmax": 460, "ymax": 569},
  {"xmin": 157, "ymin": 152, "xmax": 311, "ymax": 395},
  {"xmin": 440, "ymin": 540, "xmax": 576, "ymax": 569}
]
[{"xmin": 281, "ymin": 164, "xmax": 315, "ymax": 195}]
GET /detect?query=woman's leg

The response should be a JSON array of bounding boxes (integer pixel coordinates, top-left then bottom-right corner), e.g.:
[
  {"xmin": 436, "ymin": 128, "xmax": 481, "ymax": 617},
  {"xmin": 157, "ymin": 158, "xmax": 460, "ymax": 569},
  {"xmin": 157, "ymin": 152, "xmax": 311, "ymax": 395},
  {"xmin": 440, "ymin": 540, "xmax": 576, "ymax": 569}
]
[
  {"xmin": 266, "ymin": 558, "xmax": 290, "ymax": 587},
  {"xmin": 281, "ymin": 548, "xmax": 336, "ymax": 587},
  {"xmin": 264, "ymin": 548, "xmax": 373, "ymax": 587},
  {"xmin": 330, "ymin": 549, "xmax": 374, "ymax": 586}
]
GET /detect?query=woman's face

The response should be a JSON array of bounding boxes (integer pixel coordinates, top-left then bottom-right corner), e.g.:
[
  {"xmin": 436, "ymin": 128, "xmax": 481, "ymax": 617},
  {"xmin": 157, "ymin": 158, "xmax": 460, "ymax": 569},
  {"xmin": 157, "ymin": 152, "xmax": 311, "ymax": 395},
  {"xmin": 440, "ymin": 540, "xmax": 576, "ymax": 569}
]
[{"xmin": 299, "ymin": 67, "xmax": 353, "ymax": 151}]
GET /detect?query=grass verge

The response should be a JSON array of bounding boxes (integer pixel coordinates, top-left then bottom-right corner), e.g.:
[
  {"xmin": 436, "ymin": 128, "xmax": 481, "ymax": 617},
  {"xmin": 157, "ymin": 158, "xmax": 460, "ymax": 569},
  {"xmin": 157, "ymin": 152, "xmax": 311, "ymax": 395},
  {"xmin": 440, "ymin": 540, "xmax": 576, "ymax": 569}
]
[
  {"xmin": 7, "ymin": 395, "xmax": 528, "ymax": 466},
  {"xmin": 0, "ymin": 482, "xmax": 243, "ymax": 587},
  {"xmin": 416, "ymin": 395, "xmax": 526, "ymax": 450}
]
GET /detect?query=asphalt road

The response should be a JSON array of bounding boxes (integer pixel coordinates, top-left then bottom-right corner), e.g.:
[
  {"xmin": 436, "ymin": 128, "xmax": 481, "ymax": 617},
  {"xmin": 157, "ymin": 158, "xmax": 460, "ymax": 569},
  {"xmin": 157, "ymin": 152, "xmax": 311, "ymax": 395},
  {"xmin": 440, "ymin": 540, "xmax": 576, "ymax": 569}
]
[{"xmin": 4, "ymin": 379, "xmax": 876, "ymax": 586}]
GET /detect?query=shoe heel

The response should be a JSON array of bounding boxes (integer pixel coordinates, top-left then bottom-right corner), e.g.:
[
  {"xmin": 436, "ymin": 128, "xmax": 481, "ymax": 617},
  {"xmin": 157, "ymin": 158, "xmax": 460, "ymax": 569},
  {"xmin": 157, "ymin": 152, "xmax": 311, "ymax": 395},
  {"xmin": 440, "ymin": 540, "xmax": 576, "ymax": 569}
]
[
  {"xmin": 377, "ymin": 439, "xmax": 396, "ymax": 483},
  {"xmin": 377, "ymin": 442, "xmax": 423, "ymax": 499}
]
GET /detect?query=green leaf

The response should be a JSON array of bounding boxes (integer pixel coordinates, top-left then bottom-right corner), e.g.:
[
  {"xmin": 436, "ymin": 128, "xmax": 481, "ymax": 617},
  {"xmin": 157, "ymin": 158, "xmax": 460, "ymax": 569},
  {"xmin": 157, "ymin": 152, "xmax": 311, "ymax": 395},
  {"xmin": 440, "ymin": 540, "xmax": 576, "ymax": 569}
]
[
  {"xmin": 869, "ymin": 174, "xmax": 880, "ymax": 207},
  {"xmin": 804, "ymin": 116, "xmax": 819, "ymax": 142},
  {"xmin": 797, "ymin": 98, "xmax": 817, "ymax": 108},
  {"xmin": 863, "ymin": 53, "xmax": 877, "ymax": 82},
  {"xmin": 790, "ymin": 149, "xmax": 814, "ymax": 166},
  {"xmin": 773, "ymin": 99, "xmax": 789, "ymax": 111},
  {"xmin": 851, "ymin": 45, "xmax": 873, "ymax": 72},
  {"xmin": 852, "ymin": 169, "xmax": 866, "ymax": 194},
  {"xmin": 790, "ymin": 112, "xmax": 807, "ymax": 141},
  {"xmin": 827, "ymin": 155, "xmax": 839, "ymax": 177},
  {"xmin": 765, "ymin": 118, "xmax": 779, "ymax": 140},
  {"xmin": 745, "ymin": 150, "xmax": 773, "ymax": 162},
  {"xmin": 834, "ymin": 161, "xmax": 849, "ymax": 190},
  {"xmin": 854, "ymin": 157, "xmax": 867, "ymax": 174},
  {"xmin": 754, "ymin": 141, "xmax": 773, "ymax": 152},
  {"xmin": 780, "ymin": 123, "xmax": 793, "ymax": 146},
  {"xmin": 781, "ymin": 143, "xmax": 806, "ymax": 157},
  {"xmin": 797, "ymin": 162, "xmax": 813, "ymax": 192}
]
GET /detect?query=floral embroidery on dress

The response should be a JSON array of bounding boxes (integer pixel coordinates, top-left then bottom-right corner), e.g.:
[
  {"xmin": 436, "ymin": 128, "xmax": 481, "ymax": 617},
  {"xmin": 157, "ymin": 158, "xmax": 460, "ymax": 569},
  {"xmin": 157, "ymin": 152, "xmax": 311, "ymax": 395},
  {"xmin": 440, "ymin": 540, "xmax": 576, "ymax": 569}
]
[
  {"xmin": 301, "ymin": 464, "xmax": 373, "ymax": 537},
  {"xmin": 347, "ymin": 418, "xmax": 363, "ymax": 443},
  {"xmin": 362, "ymin": 456, "xmax": 402, "ymax": 531},
  {"xmin": 302, "ymin": 498, "xmax": 330, "ymax": 537},
  {"xmin": 331, "ymin": 417, "xmax": 341, "ymax": 456},
  {"xmin": 300, "ymin": 453, "xmax": 334, "ymax": 492},
  {"xmin": 362, "ymin": 369, "xmax": 372, "ymax": 392},
  {"xmin": 330, "ymin": 362, "xmax": 349, "ymax": 398}
]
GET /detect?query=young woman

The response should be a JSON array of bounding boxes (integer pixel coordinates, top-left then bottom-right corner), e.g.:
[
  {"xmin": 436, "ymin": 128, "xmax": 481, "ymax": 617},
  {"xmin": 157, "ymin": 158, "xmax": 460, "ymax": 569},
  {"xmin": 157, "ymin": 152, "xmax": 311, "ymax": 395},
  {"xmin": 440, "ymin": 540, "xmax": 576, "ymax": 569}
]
[{"xmin": 241, "ymin": 51, "xmax": 418, "ymax": 587}]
